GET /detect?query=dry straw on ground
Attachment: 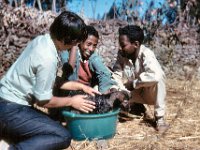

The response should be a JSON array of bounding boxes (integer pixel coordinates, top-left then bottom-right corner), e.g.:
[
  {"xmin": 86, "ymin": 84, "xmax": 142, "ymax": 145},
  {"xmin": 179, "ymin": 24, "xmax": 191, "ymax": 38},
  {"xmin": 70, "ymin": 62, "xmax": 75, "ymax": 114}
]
[{"xmin": 65, "ymin": 79, "xmax": 200, "ymax": 150}]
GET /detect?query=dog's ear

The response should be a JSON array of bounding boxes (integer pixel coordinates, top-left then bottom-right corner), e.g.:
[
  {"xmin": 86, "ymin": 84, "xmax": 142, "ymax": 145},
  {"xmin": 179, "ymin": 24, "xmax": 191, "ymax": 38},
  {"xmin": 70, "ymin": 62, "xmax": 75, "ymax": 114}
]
[
  {"xmin": 112, "ymin": 91, "xmax": 129, "ymax": 102},
  {"xmin": 107, "ymin": 92, "xmax": 121, "ymax": 108},
  {"xmin": 120, "ymin": 91, "xmax": 130, "ymax": 100},
  {"xmin": 106, "ymin": 91, "xmax": 125, "ymax": 106},
  {"xmin": 120, "ymin": 100, "xmax": 130, "ymax": 111}
]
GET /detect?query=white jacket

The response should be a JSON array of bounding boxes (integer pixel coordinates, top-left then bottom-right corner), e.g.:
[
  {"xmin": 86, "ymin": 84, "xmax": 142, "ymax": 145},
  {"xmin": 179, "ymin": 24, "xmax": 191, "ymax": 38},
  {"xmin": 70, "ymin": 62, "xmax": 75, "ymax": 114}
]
[{"xmin": 113, "ymin": 45, "xmax": 166, "ymax": 91}]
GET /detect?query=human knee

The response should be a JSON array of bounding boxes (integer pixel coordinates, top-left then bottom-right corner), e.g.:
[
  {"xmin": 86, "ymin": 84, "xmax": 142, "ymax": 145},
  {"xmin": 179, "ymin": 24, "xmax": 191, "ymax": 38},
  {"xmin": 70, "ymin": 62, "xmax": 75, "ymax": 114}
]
[{"xmin": 56, "ymin": 128, "xmax": 72, "ymax": 147}]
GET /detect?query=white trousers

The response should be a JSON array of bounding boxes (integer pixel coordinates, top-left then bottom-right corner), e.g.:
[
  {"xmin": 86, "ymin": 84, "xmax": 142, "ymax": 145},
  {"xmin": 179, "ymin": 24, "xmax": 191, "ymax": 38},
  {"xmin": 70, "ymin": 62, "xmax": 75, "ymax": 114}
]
[{"xmin": 129, "ymin": 79, "xmax": 166, "ymax": 118}]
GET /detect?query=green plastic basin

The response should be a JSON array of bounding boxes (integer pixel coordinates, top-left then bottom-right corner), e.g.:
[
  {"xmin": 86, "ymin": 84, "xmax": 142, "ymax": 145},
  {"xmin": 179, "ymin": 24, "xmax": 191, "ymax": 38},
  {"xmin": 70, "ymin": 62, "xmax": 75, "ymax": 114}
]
[{"xmin": 62, "ymin": 109, "xmax": 120, "ymax": 141}]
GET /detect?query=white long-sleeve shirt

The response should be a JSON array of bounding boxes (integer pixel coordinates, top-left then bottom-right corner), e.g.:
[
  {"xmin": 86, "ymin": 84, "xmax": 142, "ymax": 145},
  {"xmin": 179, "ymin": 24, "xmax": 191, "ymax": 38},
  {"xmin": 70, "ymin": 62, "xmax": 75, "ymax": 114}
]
[{"xmin": 113, "ymin": 45, "xmax": 166, "ymax": 91}]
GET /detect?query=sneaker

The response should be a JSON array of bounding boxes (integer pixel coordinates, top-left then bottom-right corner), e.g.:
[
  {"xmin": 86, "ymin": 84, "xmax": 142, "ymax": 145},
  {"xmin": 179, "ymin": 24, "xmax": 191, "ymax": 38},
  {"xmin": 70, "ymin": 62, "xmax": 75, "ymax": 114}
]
[{"xmin": 155, "ymin": 117, "xmax": 170, "ymax": 133}]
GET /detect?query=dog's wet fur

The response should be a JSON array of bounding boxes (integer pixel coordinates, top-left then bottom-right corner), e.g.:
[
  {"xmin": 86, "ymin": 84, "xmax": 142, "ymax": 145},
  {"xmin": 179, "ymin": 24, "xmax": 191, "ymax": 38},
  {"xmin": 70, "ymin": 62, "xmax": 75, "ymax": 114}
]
[{"xmin": 67, "ymin": 90, "xmax": 129, "ymax": 114}]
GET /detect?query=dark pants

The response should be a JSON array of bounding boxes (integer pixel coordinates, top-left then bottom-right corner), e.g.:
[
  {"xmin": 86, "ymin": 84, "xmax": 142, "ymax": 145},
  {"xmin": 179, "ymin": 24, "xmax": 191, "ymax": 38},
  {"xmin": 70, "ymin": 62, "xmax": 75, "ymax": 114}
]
[{"xmin": 0, "ymin": 97, "xmax": 71, "ymax": 150}]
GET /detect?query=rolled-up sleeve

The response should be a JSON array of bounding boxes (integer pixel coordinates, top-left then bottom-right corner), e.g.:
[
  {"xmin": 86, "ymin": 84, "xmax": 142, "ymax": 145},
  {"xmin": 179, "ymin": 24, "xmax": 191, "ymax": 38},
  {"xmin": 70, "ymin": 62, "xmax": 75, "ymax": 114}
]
[
  {"xmin": 33, "ymin": 58, "xmax": 57, "ymax": 101},
  {"xmin": 112, "ymin": 54, "xmax": 129, "ymax": 91},
  {"xmin": 90, "ymin": 55, "xmax": 117, "ymax": 93}
]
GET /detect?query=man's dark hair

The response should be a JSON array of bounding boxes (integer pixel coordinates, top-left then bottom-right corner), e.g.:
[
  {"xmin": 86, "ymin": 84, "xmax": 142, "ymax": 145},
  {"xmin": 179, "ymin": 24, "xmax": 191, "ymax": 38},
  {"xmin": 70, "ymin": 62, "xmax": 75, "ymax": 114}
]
[
  {"xmin": 83, "ymin": 26, "xmax": 99, "ymax": 41},
  {"xmin": 50, "ymin": 11, "xmax": 87, "ymax": 45},
  {"xmin": 119, "ymin": 25, "xmax": 144, "ymax": 44}
]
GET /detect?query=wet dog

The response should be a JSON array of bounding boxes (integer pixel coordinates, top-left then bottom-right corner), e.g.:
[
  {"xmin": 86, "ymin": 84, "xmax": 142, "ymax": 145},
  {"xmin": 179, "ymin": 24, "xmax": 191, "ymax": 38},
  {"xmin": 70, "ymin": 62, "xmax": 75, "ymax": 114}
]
[{"xmin": 67, "ymin": 90, "xmax": 129, "ymax": 114}]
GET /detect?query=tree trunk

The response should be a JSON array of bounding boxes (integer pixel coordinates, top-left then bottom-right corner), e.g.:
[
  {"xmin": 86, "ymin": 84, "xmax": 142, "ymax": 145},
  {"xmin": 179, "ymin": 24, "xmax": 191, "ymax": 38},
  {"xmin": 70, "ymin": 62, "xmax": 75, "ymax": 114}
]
[
  {"xmin": 91, "ymin": 0, "xmax": 97, "ymax": 19},
  {"xmin": 33, "ymin": 0, "xmax": 36, "ymax": 8},
  {"xmin": 14, "ymin": 0, "xmax": 18, "ymax": 7},
  {"xmin": 20, "ymin": 0, "xmax": 24, "ymax": 6},
  {"xmin": 37, "ymin": 0, "xmax": 42, "ymax": 11},
  {"xmin": 52, "ymin": 0, "xmax": 56, "ymax": 13}
]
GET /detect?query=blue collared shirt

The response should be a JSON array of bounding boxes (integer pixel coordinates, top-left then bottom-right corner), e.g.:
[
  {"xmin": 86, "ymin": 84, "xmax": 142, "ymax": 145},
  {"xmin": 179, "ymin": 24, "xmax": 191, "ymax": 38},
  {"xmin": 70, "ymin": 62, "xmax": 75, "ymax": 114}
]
[
  {"xmin": 60, "ymin": 48, "xmax": 117, "ymax": 93},
  {"xmin": 0, "ymin": 34, "xmax": 59, "ymax": 105}
]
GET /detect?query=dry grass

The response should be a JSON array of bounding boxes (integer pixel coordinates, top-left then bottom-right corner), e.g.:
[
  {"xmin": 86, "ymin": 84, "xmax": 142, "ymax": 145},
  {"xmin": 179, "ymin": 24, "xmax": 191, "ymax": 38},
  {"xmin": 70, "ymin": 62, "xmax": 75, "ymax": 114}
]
[{"xmin": 65, "ymin": 79, "xmax": 200, "ymax": 150}]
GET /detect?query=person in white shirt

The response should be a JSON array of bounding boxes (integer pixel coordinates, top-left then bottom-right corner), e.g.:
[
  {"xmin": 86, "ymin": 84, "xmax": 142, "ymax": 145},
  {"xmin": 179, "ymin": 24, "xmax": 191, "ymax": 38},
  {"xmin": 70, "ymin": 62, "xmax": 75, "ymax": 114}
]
[
  {"xmin": 112, "ymin": 25, "xmax": 169, "ymax": 133},
  {"xmin": 0, "ymin": 11, "xmax": 100, "ymax": 150}
]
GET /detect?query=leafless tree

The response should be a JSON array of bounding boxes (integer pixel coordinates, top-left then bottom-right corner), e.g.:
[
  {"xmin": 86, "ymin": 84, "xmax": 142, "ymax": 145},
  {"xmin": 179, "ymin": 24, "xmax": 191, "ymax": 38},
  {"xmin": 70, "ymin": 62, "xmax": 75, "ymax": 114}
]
[{"xmin": 52, "ymin": 0, "xmax": 56, "ymax": 12}]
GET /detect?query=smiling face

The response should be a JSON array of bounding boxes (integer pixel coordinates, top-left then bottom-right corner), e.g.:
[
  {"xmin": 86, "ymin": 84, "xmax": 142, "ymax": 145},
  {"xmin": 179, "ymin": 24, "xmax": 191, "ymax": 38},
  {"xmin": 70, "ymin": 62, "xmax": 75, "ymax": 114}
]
[
  {"xmin": 80, "ymin": 35, "xmax": 98, "ymax": 60},
  {"xmin": 119, "ymin": 35, "xmax": 137, "ymax": 59}
]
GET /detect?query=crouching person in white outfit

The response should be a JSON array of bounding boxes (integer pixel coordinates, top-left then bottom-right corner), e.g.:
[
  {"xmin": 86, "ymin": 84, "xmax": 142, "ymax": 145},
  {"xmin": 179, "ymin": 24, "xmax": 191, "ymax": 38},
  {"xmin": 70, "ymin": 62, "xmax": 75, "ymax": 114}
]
[{"xmin": 112, "ymin": 25, "xmax": 169, "ymax": 133}]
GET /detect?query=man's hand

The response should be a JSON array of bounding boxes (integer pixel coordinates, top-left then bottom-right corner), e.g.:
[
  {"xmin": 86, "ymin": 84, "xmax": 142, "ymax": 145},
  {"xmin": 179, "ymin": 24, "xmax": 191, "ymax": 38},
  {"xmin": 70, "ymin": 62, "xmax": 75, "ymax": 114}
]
[
  {"xmin": 70, "ymin": 95, "xmax": 96, "ymax": 113},
  {"xmin": 124, "ymin": 80, "xmax": 134, "ymax": 91},
  {"xmin": 82, "ymin": 85, "xmax": 101, "ymax": 96}
]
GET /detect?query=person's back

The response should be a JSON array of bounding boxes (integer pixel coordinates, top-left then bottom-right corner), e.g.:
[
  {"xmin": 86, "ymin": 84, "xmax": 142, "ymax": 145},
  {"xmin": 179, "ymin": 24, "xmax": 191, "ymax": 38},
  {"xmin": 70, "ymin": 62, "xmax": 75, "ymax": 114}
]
[
  {"xmin": 0, "ymin": 11, "xmax": 100, "ymax": 150},
  {"xmin": 0, "ymin": 34, "xmax": 58, "ymax": 105}
]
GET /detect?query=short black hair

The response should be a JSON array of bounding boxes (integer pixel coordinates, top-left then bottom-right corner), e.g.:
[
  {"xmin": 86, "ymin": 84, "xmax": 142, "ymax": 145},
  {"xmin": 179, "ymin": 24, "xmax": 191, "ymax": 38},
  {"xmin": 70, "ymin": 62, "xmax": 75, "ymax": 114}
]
[
  {"xmin": 50, "ymin": 11, "xmax": 87, "ymax": 45},
  {"xmin": 119, "ymin": 25, "xmax": 144, "ymax": 44},
  {"xmin": 83, "ymin": 25, "xmax": 99, "ymax": 41}
]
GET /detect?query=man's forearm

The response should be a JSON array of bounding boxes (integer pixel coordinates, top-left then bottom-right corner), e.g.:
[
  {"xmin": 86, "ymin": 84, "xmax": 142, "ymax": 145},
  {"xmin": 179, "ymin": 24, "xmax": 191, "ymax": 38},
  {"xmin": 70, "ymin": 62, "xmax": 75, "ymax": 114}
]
[
  {"xmin": 60, "ymin": 81, "xmax": 84, "ymax": 91},
  {"xmin": 39, "ymin": 96, "xmax": 72, "ymax": 108}
]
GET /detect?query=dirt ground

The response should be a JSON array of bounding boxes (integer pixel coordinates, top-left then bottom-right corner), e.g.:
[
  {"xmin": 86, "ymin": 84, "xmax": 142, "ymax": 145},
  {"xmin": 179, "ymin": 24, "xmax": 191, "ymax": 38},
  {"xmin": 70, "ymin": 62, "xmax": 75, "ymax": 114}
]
[{"xmin": 65, "ymin": 79, "xmax": 200, "ymax": 150}]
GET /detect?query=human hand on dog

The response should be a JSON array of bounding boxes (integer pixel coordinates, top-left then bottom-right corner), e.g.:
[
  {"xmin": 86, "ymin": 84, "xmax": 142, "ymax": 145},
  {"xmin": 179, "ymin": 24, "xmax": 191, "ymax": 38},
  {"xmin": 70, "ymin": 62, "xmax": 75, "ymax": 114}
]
[
  {"xmin": 81, "ymin": 84, "xmax": 101, "ymax": 96},
  {"xmin": 70, "ymin": 95, "xmax": 96, "ymax": 113}
]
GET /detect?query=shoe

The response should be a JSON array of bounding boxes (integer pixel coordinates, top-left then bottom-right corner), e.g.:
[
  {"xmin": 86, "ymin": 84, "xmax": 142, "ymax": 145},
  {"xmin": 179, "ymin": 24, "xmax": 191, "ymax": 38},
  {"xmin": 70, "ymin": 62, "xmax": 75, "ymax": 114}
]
[{"xmin": 155, "ymin": 117, "xmax": 170, "ymax": 133}]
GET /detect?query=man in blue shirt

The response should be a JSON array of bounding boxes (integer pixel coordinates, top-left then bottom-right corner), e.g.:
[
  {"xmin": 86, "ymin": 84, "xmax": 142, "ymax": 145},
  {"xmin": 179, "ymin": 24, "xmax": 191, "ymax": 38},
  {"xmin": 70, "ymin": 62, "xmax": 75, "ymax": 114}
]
[
  {"xmin": 0, "ymin": 11, "xmax": 100, "ymax": 150},
  {"xmin": 60, "ymin": 25, "xmax": 117, "ymax": 94}
]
